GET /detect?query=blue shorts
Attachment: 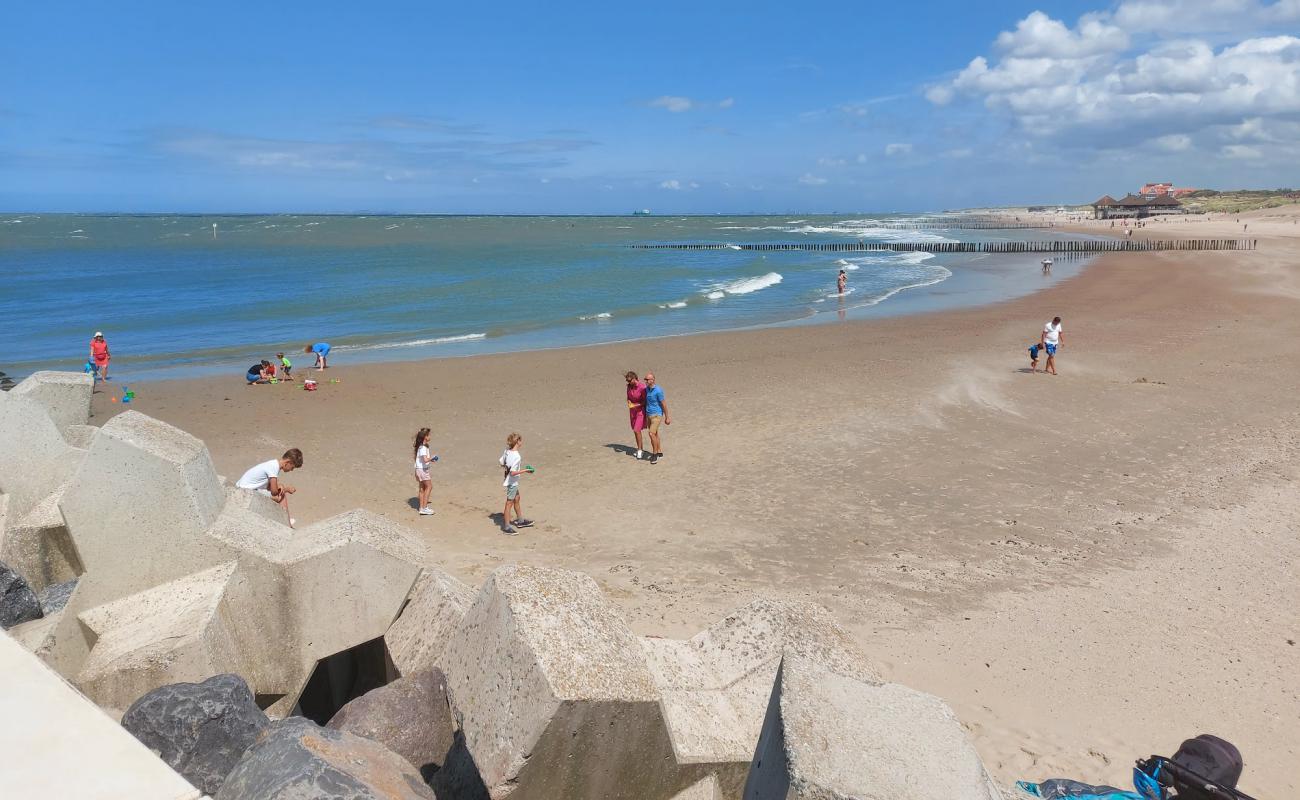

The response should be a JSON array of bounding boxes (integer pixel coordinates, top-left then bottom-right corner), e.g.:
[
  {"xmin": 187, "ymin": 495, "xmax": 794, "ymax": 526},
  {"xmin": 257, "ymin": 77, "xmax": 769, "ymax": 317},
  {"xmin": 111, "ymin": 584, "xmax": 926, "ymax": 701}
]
[
  {"xmin": 1045, "ymin": 343, "xmax": 1057, "ymax": 356},
  {"xmin": 247, "ymin": 371, "xmax": 262, "ymax": 383}
]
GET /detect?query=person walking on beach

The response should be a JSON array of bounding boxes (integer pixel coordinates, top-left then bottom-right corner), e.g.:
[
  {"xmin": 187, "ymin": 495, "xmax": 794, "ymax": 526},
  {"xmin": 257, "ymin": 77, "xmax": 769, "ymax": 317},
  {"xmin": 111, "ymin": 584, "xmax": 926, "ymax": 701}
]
[
  {"xmin": 1040, "ymin": 316, "xmax": 1064, "ymax": 375},
  {"xmin": 89, "ymin": 331, "xmax": 111, "ymax": 381},
  {"xmin": 837, "ymin": 270, "xmax": 847, "ymax": 295},
  {"xmin": 236, "ymin": 448, "xmax": 303, "ymax": 528},
  {"xmin": 644, "ymin": 372, "xmax": 670, "ymax": 464},
  {"xmin": 277, "ymin": 352, "xmax": 294, "ymax": 381},
  {"xmin": 413, "ymin": 427, "xmax": 439, "ymax": 516},
  {"xmin": 304, "ymin": 342, "xmax": 331, "ymax": 369},
  {"xmin": 625, "ymin": 371, "xmax": 648, "ymax": 459},
  {"xmin": 499, "ymin": 433, "xmax": 533, "ymax": 535}
]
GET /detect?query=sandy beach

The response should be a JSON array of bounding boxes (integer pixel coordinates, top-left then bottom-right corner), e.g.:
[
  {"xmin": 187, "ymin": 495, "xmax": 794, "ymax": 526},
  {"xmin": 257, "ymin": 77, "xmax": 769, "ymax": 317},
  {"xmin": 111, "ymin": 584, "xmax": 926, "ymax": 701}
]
[{"xmin": 95, "ymin": 207, "xmax": 1300, "ymax": 796}]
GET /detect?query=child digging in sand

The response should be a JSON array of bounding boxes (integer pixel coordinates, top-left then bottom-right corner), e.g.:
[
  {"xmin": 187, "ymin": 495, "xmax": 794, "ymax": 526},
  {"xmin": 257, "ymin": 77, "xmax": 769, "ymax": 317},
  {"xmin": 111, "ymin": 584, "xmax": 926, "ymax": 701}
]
[
  {"xmin": 413, "ymin": 427, "xmax": 439, "ymax": 516},
  {"xmin": 499, "ymin": 432, "xmax": 533, "ymax": 535}
]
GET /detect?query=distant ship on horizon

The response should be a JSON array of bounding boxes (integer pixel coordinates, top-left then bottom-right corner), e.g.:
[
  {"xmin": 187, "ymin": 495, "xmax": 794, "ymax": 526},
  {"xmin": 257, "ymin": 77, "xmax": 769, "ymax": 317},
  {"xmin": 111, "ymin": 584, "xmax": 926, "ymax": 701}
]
[{"xmin": 632, "ymin": 208, "xmax": 652, "ymax": 216}]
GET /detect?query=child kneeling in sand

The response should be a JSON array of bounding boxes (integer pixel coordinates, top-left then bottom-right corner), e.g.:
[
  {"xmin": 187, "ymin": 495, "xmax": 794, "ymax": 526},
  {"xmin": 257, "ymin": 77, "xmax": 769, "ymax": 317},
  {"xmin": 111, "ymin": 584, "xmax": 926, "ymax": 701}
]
[
  {"xmin": 499, "ymin": 433, "xmax": 533, "ymax": 535},
  {"xmin": 235, "ymin": 448, "xmax": 303, "ymax": 528}
]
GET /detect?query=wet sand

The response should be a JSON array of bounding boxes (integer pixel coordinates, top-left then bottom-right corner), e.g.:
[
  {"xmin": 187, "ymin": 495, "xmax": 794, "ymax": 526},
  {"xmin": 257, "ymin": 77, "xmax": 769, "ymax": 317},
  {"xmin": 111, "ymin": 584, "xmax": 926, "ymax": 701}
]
[{"xmin": 97, "ymin": 206, "xmax": 1300, "ymax": 796}]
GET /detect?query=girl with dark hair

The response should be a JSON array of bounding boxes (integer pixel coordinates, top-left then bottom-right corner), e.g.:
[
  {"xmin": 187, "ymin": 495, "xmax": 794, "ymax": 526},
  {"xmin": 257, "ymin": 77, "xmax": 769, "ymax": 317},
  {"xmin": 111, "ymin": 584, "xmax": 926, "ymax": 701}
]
[
  {"xmin": 625, "ymin": 371, "xmax": 647, "ymax": 459},
  {"xmin": 413, "ymin": 427, "xmax": 439, "ymax": 515}
]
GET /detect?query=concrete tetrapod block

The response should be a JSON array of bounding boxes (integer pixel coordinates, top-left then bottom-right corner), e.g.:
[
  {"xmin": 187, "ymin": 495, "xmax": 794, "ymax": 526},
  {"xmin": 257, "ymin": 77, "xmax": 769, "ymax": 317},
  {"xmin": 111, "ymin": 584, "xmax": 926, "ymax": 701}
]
[
  {"xmin": 0, "ymin": 391, "xmax": 79, "ymax": 518},
  {"xmin": 9, "ymin": 370, "xmax": 93, "ymax": 434},
  {"xmin": 0, "ymin": 483, "xmax": 83, "ymax": 594},
  {"xmin": 50, "ymin": 411, "xmax": 231, "ymax": 675},
  {"xmin": 673, "ymin": 775, "xmax": 725, "ymax": 800},
  {"xmin": 0, "ymin": 629, "xmax": 204, "ymax": 799},
  {"xmin": 642, "ymin": 599, "xmax": 879, "ymax": 790},
  {"xmin": 385, "ymin": 566, "xmax": 476, "ymax": 676},
  {"xmin": 75, "ymin": 562, "xmax": 250, "ymax": 710},
  {"xmin": 442, "ymin": 564, "xmax": 696, "ymax": 800},
  {"xmin": 744, "ymin": 654, "xmax": 1001, "ymax": 800},
  {"xmin": 274, "ymin": 510, "xmax": 426, "ymax": 682}
]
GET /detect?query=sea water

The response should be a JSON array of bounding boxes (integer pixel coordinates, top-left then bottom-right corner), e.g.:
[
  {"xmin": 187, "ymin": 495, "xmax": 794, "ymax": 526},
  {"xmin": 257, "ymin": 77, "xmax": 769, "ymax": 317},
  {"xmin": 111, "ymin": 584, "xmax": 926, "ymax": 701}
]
[{"xmin": 0, "ymin": 214, "xmax": 1094, "ymax": 380}]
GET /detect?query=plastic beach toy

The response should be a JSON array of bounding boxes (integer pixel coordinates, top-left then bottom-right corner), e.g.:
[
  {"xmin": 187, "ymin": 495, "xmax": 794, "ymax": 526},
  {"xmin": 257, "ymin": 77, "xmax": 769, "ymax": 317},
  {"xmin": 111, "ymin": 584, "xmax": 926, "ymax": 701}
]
[
  {"xmin": 432, "ymin": 455, "xmax": 440, "ymax": 462},
  {"xmin": 121, "ymin": 386, "xmax": 135, "ymax": 404},
  {"xmin": 524, "ymin": 465, "xmax": 535, "ymax": 473}
]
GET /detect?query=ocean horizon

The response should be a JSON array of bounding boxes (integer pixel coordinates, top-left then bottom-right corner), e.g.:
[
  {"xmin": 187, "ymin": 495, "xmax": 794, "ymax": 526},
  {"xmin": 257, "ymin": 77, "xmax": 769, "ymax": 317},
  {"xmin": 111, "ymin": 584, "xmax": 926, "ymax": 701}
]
[{"xmin": 1, "ymin": 212, "xmax": 1096, "ymax": 382}]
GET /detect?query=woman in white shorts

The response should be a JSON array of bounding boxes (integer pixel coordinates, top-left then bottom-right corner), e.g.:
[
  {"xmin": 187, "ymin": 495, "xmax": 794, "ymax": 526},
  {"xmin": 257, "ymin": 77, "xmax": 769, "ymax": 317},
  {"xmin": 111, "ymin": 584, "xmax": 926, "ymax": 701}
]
[{"xmin": 412, "ymin": 427, "xmax": 438, "ymax": 515}]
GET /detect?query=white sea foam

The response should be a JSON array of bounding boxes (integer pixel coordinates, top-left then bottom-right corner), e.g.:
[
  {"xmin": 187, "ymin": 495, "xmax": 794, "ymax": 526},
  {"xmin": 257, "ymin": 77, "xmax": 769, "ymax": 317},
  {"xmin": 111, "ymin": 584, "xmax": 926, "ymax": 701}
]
[
  {"xmin": 658, "ymin": 301, "xmax": 688, "ymax": 309},
  {"xmin": 703, "ymin": 271, "xmax": 783, "ymax": 299},
  {"xmin": 346, "ymin": 333, "xmax": 488, "ymax": 351},
  {"xmin": 385, "ymin": 224, "xmax": 401, "ymax": 230},
  {"xmin": 861, "ymin": 264, "xmax": 953, "ymax": 307},
  {"xmin": 579, "ymin": 312, "xmax": 613, "ymax": 320},
  {"xmin": 724, "ymin": 244, "xmax": 742, "ymax": 250},
  {"xmin": 836, "ymin": 258, "xmax": 861, "ymax": 270}
]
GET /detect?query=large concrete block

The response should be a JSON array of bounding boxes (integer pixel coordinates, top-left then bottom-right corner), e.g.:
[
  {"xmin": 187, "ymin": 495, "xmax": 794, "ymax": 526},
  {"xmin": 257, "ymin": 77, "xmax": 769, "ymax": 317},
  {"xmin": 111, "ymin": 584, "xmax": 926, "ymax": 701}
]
[
  {"xmin": 385, "ymin": 566, "xmax": 475, "ymax": 676},
  {"xmin": 0, "ymin": 392, "xmax": 78, "ymax": 518},
  {"xmin": 49, "ymin": 411, "xmax": 234, "ymax": 675},
  {"xmin": 276, "ymin": 510, "xmax": 426, "ymax": 675},
  {"xmin": 76, "ymin": 562, "xmax": 250, "ymax": 710},
  {"xmin": 0, "ymin": 483, "xmax": 83, "ymax": 593},
  {"xmin": 744, "ymin": 654, "xmax": 1000, "ymax": 800},
  {"xmin": 9, "ymin": 370, "xmax": 93, "ymax": 434},
  {"xmin": 643, "ymin": 599, "xmax": 878, "ymax": 772},
  {"xmin": 442, "ymin": 564, "xmax": 692, "ymax": 800}
]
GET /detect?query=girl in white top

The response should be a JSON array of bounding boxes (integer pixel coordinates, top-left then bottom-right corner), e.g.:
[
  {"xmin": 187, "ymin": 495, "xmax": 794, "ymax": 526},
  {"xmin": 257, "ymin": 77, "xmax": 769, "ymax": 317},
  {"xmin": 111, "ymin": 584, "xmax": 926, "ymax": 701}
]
[{"xmin": 413, "ymin": 427, "xmax": 439, "ymax": 516}]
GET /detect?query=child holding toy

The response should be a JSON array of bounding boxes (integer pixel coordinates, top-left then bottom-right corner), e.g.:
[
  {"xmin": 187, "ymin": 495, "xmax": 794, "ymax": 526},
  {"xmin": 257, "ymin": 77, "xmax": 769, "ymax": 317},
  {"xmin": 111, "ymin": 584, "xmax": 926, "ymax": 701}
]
[
  {"xmin": 277, "ymin": 352, "xmax": 293, "ymax": 381},
  {"xmin": 413, "ymin": 427, "xmax": 440, "ymax": 516},
  {"xmin": 499, "ymin": 433, "xmax": 533, "ymax": 535}
]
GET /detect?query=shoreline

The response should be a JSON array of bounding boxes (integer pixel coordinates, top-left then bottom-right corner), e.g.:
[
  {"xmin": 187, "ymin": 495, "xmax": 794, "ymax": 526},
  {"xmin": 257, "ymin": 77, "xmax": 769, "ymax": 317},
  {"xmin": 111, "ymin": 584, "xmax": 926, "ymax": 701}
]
[{"xmin": 86, "ymin": 208, "xmax": 1300, "ymax": 795}]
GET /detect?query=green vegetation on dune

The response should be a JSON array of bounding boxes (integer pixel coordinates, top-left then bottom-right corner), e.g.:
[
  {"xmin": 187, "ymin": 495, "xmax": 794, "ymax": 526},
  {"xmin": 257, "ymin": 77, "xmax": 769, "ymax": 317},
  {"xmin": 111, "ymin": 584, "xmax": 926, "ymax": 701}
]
[{"xmin": 1181, "ymin": 189, "xmax": 1300, "ymax": 214}]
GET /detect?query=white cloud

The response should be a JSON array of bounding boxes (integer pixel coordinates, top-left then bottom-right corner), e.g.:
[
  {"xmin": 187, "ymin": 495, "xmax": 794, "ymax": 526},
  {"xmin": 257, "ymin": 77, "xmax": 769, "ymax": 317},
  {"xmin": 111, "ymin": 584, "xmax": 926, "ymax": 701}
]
[
  {"xmin": 926, "ymin": 4, "xmax": 1300, "ymax": 161},
  {"xmin": 855, "ymin": 153, "xmax": 868, "ymax": 164},
  {"xmin": 884, "ymin": 143, "xmax": 913, "ymax": 156},
  {"xmin": 798, "ymin": 173, "xmax": 829, "ymax": 185},
  {"xmin": 1221, "ymin": 144, "xmax": 1264, "ymax": 158},
  {"xmin": 649, "ymin": 96, "xmax": 694, "ymax": 113},
  {"xmin": 718, "ymin": 97, "xmax": 735, "ymax": 109},
  {"xmin": 818, "ymin": 156, "xmax": 846, "ymax": 167},
  {"xmin": 1154, "ymin": 133, "xmax": 1193, "ymax": 151},
  {"xmin": 659, "ymin": 179, "xmax": 682, "ymax": 190}
]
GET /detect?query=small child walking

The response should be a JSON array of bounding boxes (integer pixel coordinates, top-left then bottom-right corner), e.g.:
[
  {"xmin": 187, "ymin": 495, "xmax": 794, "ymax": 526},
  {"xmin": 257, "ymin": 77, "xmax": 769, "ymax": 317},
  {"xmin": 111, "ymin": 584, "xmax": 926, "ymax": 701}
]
[
  {"xmin": 278, "ymin": 352, "xmax": 293, "ymax": 381},
  {"xmin": 1028, "ymin": 342, "xmax": 1041, "ymax": 372},
  {"xmin": 413, "ymin": 427, "xmax": 439, "ymax": 516},
  {"xmin": 499, "ymin": 432, "xmax": 533, "ymax": 535}
]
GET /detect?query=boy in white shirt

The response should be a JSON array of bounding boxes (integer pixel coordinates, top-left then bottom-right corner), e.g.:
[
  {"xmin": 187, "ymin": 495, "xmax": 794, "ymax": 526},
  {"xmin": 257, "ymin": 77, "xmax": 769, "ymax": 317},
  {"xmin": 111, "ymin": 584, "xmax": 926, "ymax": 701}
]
[
  {"xmin": 499, "ymin": 433, "xmax": 533, "ymax": 535},
  {"xmin": 235, "ymin": 448, "xmax": 303, "ymax": 527},
  {"xmin": 1040, "ymin": 316, "xmax": 1064, "ymax": 375}
]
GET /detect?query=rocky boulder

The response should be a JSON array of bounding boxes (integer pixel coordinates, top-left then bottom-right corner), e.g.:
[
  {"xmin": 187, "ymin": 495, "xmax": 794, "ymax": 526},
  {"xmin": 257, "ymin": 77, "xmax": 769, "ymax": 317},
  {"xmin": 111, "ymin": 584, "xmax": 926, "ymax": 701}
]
[
  {"xmin": 217, "ymin": 716, "xmax": 435, "ymax": 800},
  {"xmin": 327, "ymin": 668, "xmax": 455, "ymax": 780},
  {"xmin": 121, "ymin": 673, "xmax": 269, "ymax": 796},
  {"xmin": 37, "ymin": 577, "xmax": 78, "ymax": 615},
  {"xmin": 0, "ymin": 561, "xmax": 42, "ymax": 629}
]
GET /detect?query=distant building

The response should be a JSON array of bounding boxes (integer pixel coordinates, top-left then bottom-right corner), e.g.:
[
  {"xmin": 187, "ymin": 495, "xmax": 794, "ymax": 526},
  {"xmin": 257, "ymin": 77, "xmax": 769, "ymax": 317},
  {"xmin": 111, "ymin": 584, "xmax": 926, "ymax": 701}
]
[
  {"xmin": 1139, "ymin": 182, "xmax": 1198, "ymax": 199},
  {"xmin": 1090, "ymin": 192, "xmax": 1185, "ymax": 219}
]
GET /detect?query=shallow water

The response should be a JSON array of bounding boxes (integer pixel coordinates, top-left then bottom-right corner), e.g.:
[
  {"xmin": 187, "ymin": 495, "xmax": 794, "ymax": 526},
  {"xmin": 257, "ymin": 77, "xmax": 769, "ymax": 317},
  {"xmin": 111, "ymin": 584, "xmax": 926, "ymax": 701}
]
[{"xmin": 0, "ymin": 213, "xmax": 1095, "ymax": 380}]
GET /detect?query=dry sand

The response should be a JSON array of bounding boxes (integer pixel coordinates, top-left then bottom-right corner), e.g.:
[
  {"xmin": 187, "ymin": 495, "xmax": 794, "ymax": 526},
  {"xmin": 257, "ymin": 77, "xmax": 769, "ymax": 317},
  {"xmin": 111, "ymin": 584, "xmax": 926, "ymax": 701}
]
[{"xmin": 95, "ymin": 206, "xmax": 1300, "ymax": 797}]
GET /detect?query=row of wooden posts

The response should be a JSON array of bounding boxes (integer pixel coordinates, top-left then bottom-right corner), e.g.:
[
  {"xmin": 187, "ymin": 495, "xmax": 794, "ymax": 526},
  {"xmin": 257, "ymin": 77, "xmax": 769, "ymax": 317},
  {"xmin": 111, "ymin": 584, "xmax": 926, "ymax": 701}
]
[
  {"xmin": 872, "ymin": 221, "xmax": 1055, "ymax": 230},
  {"xmin": 630, "ymin": 239, "xmax": 1258, "ymax": 253}
]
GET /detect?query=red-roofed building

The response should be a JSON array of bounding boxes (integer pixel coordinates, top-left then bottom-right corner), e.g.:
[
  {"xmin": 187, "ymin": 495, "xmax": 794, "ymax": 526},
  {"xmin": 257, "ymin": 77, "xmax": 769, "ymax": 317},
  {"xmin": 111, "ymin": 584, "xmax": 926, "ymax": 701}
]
[{"xmin": 1140, "ymin": 182, "xmax": 1198, "ymax": 198}]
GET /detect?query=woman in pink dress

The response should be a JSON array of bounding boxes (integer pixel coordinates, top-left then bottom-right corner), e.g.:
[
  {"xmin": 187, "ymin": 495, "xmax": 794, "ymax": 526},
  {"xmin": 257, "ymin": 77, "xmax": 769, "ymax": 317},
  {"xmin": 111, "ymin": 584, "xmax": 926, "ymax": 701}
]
[{"xmin": 624, "ymin": 371, "xmax": 648, "ymax": 460}]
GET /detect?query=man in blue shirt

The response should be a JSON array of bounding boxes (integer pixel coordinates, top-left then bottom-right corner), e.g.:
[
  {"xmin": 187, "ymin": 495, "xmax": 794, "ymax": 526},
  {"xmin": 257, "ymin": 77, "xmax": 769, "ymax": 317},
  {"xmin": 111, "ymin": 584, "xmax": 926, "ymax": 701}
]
[{"xmin": 644, "ymin": 371, "xmax": 671, "ymax": 465}]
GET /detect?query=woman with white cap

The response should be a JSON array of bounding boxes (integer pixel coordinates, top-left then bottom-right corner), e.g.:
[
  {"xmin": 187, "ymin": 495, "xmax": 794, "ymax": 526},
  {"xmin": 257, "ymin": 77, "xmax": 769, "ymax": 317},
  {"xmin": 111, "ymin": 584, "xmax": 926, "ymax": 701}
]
[{"xmin": 89, "ymin": 331, "xmax": 111, "ymax": 381}]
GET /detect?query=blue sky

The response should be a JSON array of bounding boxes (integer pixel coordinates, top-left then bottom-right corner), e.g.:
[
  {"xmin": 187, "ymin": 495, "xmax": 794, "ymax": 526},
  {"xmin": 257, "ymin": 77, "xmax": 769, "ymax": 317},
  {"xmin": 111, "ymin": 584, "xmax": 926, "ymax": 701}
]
[{"xmin": 3, "ymin": 1, "xmax": 1299, "ymax": 213}]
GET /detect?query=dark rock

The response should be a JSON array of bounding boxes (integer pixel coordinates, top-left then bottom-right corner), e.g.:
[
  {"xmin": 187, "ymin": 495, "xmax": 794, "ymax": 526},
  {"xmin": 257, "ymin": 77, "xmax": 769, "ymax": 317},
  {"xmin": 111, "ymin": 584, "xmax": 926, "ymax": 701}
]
[
  {"xmin": 0, "ymin": 561, "xmax": 42, "ymax": 629},
  {"xmin": 38, "ymin": 577, "xmax": 78, "ymax": 615},
  {"xmin": 327, "ymin": 668, "xmax": 455, "ymax": 781},
  {"xmin": 216, "ymin": 716, "xmax": 435, "ymax": 800},
  {"xmin": 122, "ymin": 673, "xmax": 269, "ymax": 796}
]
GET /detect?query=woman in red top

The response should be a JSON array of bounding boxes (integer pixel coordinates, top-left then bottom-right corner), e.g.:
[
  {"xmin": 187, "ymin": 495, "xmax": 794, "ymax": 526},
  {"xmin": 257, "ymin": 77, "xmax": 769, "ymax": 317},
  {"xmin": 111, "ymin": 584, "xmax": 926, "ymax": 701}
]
[
  {"xmin": 624, "ymin": 371, "xmax": 647, "ymax": 460},
  {"xmin": 89, "ymin": 331, "xmax": 111, "ymax": 381}
]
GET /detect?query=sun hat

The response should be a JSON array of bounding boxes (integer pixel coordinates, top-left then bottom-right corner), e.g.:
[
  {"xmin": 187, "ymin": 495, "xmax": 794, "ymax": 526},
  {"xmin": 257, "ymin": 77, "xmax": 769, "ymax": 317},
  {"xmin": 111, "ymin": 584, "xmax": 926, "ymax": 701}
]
[{"xmin": 94, "ymin": 331, "xmax": 103, "ymax": 337}]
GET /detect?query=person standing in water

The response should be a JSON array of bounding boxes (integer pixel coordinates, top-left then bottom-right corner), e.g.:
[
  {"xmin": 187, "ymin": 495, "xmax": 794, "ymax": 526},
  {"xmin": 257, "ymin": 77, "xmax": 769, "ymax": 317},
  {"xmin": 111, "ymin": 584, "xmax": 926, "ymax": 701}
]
[{"xmin": 837, "ymin": 269, "xmax": 847, "ymax": 295}]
